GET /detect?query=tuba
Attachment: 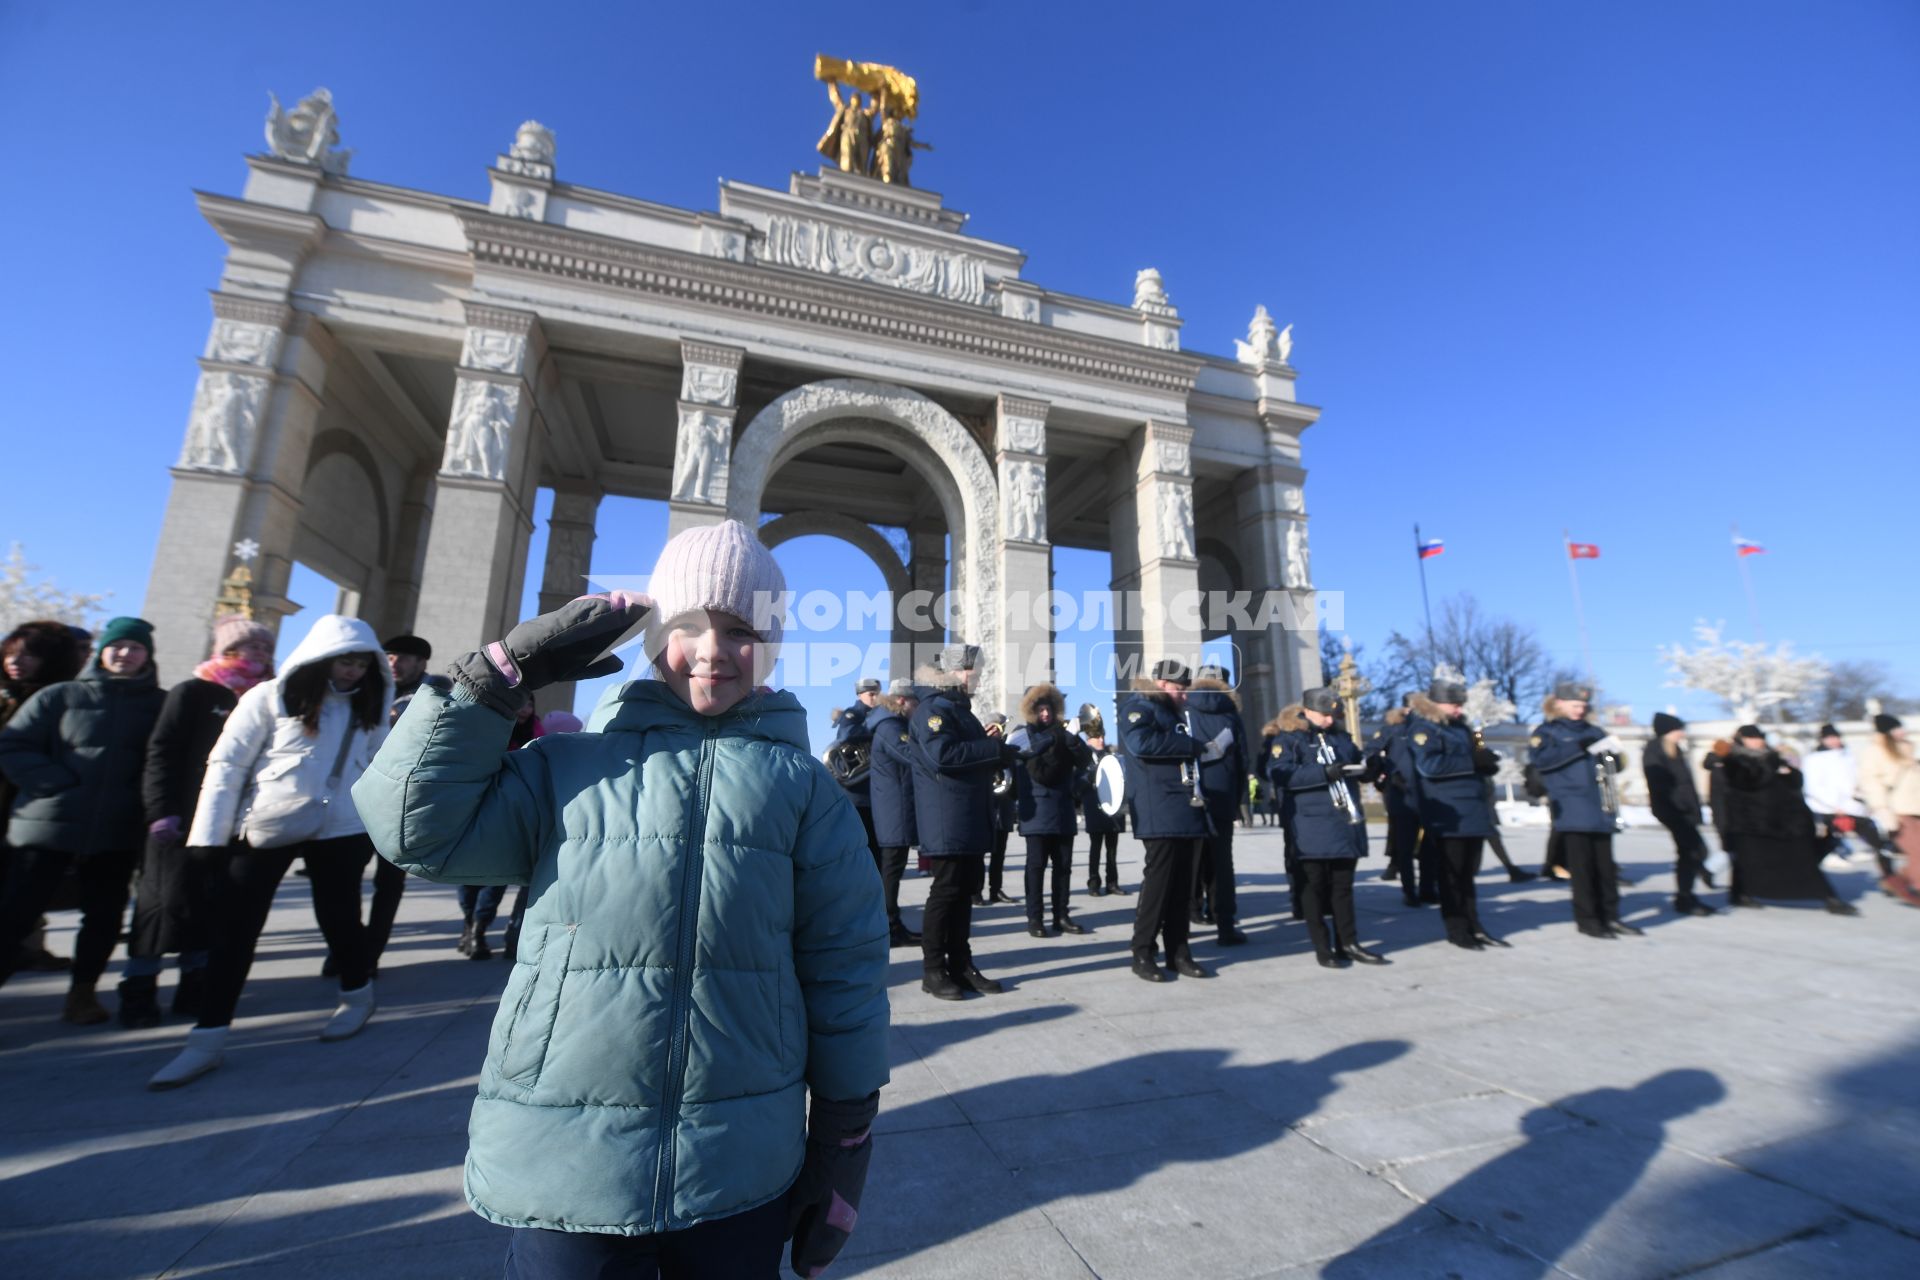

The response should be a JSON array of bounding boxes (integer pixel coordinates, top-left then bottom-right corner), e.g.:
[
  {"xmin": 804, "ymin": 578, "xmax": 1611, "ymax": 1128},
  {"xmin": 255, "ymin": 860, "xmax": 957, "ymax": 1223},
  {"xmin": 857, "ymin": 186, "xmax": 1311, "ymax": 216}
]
[
  {"xmin": 825, "ymin": 738, "xmax": 871, "ymax": 789},
  {"xmin": 1078, "ymin": 703, "xmax": 1105, "ymax": 740}
]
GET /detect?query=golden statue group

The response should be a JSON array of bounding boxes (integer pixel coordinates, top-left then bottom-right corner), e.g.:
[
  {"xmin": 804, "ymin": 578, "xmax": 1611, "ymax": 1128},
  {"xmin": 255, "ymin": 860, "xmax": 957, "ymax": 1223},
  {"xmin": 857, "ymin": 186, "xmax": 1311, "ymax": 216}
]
[{"xmin": 815, "ymin": 54, "xmax": 931, "ymax": 186}]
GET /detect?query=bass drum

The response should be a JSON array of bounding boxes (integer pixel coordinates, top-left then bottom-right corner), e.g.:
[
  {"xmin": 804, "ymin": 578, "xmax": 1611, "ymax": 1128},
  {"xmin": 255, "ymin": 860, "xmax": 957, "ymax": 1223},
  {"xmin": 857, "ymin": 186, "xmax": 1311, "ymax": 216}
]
[{"xmin": 1095, "ymin": 753, "xmax": 1127, "ymax": 816}]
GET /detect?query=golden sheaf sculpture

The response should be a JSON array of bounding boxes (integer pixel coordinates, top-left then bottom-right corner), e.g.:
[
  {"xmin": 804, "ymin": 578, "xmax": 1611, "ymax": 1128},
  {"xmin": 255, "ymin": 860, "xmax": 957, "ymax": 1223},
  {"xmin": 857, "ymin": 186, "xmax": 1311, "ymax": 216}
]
[{"xmin": 814, "ymin": 55, "xmax": 931, "ymax": 187}]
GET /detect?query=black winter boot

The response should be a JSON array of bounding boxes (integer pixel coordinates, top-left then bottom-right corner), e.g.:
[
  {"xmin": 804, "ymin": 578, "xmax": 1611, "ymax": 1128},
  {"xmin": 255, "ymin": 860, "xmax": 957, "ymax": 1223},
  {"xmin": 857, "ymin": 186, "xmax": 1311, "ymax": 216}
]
[
  {"xmin": 921, "ymin": 958, "xmax": 967, "ymax": 1001},
  {"xmin": 456, "ymin": 922, "xmax": 477, "ymax": 956},
  {"xmin": 117, "ymin": 976, "xmax": 163, "ymax": 1029},
  {"xmin": 468, "ymin": 927, "xmax": 492, "ymax": 960}
]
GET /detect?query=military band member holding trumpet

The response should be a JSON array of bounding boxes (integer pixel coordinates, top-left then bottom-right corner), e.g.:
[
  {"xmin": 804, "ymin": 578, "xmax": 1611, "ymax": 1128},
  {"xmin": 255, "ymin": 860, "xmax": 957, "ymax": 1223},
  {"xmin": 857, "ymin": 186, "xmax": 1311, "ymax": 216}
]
[
  {"xmin": 866, "ymin": 678, "xmax": 923, "ymax": 947},
  {"xmin": 1529, "ymin": 681, "xmax": 1640, "ymax": 939},
  {"xmin": 1010, "ymin": 684, "xmax": 1094, "ymax": 939},
  {"xmin": 1408, "ymin": 678, "xmax": 1508, "ymax": 950},
  {"xmin": 1118, "ymin": 660, "xmax": 1233, "ymax": 983},
  {"xmin": 1268, "ymin": 687, "xmax": 1388, "ymax": 967}
]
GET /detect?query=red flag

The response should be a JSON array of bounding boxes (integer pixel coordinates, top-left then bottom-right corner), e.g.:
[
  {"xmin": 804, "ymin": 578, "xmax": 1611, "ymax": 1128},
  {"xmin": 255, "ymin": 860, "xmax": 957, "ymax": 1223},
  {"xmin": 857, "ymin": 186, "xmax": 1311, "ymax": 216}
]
[{"xmin": 1567, "ymin": 542, "xmax": 1600, "ymax": 560}]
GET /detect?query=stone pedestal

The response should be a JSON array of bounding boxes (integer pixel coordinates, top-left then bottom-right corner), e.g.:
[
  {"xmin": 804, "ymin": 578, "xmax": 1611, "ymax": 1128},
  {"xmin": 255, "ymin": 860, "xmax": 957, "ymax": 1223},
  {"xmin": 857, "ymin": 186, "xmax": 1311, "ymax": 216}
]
[{"xmin": 1232, "ymin": 464, "xmax": 1320, "ymax": 723}]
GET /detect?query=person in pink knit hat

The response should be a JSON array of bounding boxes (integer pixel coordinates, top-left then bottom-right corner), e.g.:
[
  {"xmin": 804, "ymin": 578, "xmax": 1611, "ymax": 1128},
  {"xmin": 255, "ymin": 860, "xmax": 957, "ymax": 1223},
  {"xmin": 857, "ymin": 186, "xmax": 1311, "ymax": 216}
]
[
  {"xmin": 353, "ymin": 519, "xmax": 889, "ymax": 1279},
  {"xmin": 119, "ymin": 615, "xmax": 276, "ymax": 1026}
]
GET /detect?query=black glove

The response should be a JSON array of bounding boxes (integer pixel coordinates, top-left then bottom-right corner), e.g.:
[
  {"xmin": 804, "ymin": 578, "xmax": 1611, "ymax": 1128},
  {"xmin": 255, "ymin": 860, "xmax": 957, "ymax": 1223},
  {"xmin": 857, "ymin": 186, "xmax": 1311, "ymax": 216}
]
[
  {"xmin": 1000, "ymin": 743, "xmax": 1023, "ymax": 766},
  {"xmin": 1340, "ymin": 762, "xmax": 1372, "ymax": 778},
  {"xmin": 1472, "ymin": 747, "xmax": 1502, "ymax": 775},
  {"xmin": 450, "ymin": 592, "xmax": 649, "ymax": 718},
  {"xmin": 787, "ymin": 1091, "xmax": 878, "ymax": 1279}
]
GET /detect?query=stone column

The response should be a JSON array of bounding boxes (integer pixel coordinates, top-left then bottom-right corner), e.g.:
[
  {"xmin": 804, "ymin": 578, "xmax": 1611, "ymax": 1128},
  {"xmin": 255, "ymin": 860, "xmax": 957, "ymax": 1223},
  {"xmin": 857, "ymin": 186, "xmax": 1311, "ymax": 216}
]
[
  {"xmin": 375, "ymin": 468, "xmax": 436, "ymax": 638},
  {"xmin": 534, "ymin": 485, "xmax": 603, "ymax": 713},
  {"xmin": 1108, "ymin": 420, "xmax": 1201, "ymax": 687},
  {"xmin": 411, "ymin": 307, "xmax": 544, "ymax": 664},
  {"xmin": 143, "ymin": 297, "xmax": 333, "ymax": 658},
  {"xmin": 902, "ymin": 518, "xmax": 948, "ymax": 676},
  {"xmin": 1232, "ymin": 463, "xmax": 1321, "ymax": 725},
  {"xmin": 665, "ymin": 342, "xmax": 744, "ymax": 539},
  {"xmin": 994, "ymin": 395, "xmax": 1053, "ymax": 703}
]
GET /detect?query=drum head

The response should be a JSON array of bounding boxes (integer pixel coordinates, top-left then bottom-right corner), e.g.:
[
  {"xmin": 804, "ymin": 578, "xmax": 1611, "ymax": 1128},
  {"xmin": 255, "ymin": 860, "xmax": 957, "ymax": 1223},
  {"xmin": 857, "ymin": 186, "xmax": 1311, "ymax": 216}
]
[{"xmin": 1096, "ymin": 754, "xmax": 1127, "ymax": 816}]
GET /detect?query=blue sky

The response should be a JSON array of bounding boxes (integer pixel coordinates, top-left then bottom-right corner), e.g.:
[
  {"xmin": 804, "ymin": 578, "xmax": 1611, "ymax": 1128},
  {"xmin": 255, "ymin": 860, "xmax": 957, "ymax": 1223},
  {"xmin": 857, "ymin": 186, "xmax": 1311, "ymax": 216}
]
[{"xmin": 3, "ymin": 2, "xmax": 1915, "ymax": 744}]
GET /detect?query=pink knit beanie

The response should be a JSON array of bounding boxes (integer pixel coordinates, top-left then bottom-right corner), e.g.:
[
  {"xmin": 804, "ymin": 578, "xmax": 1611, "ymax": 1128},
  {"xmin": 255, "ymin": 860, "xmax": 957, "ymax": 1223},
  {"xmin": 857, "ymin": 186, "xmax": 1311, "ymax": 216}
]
[
  {"xmin": 211, "ymin": 614, "xmax": 274, "ymax": 657},
  {"xmin": 645, "ymin": 519, "xmax": 788, "ymax": 645}
]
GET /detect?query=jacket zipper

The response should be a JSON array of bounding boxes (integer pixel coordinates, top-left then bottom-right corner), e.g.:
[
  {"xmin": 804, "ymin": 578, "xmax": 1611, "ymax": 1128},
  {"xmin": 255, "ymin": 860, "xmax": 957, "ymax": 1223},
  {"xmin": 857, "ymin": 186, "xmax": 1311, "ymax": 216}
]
[{"xmin": 652, "ymin": 722, "xmax": 717, "ymax": 1231}]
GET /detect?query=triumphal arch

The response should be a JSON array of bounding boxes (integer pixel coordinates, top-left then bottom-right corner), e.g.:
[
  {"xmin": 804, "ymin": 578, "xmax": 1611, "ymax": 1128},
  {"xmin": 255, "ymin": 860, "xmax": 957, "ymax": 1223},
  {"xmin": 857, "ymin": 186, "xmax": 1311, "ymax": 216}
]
[{"xmin": 144, "ymin": 75, "xmax": 1325, "ymax": 721}]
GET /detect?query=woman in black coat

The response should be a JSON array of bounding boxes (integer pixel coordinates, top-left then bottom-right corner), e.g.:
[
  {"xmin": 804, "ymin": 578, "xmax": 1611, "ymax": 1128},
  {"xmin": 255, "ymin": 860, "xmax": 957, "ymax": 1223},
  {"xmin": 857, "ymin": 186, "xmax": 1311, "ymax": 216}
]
[
  {"xmin": 0, "ymin": 617, "xmax": 165, "ymax": 1024},
  {"xmin": 1642, "ymin": 712, "xmax": 1718, "ymax": 917},
  {"xmin": 1012, "ymin": 684, "xmax": 1092, "ymax": 938},
  {"xmin": 1715, "ymin": 727, "xmax": 1855, "ymax": 915},
  {"xmin": 124, "ymin": 616, "xmax": 275, "ymax": 1025}
]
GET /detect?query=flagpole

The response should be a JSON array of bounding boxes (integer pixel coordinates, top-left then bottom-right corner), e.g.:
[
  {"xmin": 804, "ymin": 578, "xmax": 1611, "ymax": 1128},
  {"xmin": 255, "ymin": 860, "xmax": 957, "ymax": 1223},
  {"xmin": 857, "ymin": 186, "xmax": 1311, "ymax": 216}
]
[
  {"xmin": 1732, "ymin": 522, "xmax": 1765, "ymax": 642},
  {"xmin": 1414, "ymin": 523, "xmax": 1437, "ymax": 671},
  {"xmin": 1563, "ymin": 529, "xmax": 1596, "ymax": 685}
]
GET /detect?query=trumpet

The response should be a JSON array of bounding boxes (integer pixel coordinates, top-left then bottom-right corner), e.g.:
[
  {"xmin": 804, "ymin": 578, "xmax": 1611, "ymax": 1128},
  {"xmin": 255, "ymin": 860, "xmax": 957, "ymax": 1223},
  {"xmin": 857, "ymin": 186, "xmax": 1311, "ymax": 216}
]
[
  {"xmin": 1316, "ymin": 732, "xmax": 1364, "ymax": 826},
  {"xmin": 1180, "ymin": 709, "xmax": 1207, "ymax": 808},
  {"xmin": 1597, "ymin": 750, "xmax": 1621, "ymax": 816}
]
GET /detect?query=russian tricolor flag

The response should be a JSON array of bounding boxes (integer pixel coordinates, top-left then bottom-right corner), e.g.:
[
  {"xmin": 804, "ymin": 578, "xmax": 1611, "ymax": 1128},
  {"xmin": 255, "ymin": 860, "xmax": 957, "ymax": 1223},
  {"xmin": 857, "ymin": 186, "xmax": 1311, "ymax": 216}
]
[
  {"xmin": 1734, "ymin": 537, "xmax": 1767, "ymax": 558},
  {"xmin": 1417, "ymin": 538, "xmax": 1445, "ymax": 560}
]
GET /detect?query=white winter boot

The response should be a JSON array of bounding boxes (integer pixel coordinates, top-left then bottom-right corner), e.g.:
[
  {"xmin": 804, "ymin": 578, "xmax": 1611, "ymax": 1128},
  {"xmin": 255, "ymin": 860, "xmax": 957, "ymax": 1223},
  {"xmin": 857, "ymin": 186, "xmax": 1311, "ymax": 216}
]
[
  {"xmin": 320, "ymin": 981, "xmax": 375, "ymax": 1042},
  {"xmin": 148, "ymin": 1026, "xmax": 229, "ymax": 1091}
]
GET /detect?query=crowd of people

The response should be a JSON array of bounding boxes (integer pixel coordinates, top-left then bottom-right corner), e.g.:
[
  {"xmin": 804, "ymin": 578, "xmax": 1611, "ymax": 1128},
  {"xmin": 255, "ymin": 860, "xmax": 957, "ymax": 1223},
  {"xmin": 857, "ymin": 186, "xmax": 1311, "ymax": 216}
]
[{"xmin": 3, "ymin": 514, "xmax": 1917, "ymax": 1276}]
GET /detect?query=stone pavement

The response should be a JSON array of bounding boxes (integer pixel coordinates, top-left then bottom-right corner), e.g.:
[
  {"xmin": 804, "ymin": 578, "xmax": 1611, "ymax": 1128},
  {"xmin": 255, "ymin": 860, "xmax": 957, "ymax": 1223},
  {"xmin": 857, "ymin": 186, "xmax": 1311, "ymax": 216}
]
[{"xmin": 2, "ymin": 827, "xmax": 1916, "ymax": 1278}]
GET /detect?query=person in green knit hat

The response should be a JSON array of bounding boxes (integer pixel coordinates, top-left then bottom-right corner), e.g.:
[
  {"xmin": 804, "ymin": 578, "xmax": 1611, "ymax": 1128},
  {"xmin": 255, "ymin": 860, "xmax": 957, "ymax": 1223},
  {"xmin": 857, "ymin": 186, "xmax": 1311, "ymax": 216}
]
[{"xmin": 0, "ymin": 617, "xmax": 165, "ymax": 1023}]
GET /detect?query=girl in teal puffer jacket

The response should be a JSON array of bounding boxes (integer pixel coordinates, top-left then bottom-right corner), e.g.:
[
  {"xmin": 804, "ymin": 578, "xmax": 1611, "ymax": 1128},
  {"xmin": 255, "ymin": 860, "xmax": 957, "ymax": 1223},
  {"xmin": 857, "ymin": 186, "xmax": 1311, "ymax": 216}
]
[{"xmin": 352, "ymin": 521, "xmax": 889, "ymax": 1280}]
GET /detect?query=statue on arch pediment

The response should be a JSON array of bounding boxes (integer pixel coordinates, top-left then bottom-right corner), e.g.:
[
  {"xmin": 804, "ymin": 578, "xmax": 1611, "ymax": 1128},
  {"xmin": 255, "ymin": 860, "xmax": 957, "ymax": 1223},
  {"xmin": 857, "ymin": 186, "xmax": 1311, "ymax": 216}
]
[{"xmin": 265, "ymin": 88, "xmax": 351, "ymax": 175}]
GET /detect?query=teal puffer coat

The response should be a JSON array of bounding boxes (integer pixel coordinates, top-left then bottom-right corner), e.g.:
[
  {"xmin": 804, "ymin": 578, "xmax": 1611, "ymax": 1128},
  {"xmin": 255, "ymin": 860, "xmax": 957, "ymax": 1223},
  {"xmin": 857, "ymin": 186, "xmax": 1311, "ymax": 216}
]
[{"xmin": 351, "ymin": 679, "xmax": 890, "ymax": 1236}]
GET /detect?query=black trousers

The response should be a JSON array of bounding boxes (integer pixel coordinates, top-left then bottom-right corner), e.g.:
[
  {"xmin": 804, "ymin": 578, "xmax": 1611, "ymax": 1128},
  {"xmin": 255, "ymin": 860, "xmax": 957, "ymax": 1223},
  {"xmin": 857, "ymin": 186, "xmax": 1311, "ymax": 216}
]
[
  {"xmin": 1562, "ymin": 831, "xmax": 1621, "ymax": 928},
  {"xmin": 987, "ymin": 828, "xmax": 1012, "ymax": 896},
  {"xmin": 1415, "ymin": 829, "xmax": 1440, "ymax": 899},
  {"xmin": 128, "ymin": 839, "xmax": 224, "ymax": 960},
  {"xmin": 874, "ymin": 846, "xmax": 909, "ymax": 929},
  {"xmin": 922, "ymin": 855, "xmax": 985, "ymax": 970},
  {"xmin": 1298, "ymin": 858, "xmax": 1358, "ymax": 958},
  {"xmin": 1542, "ymin": 829, "xmax": 1567, "ymax": 877},
  {"xmin": 1132, "ymin": 838, "xmax": 1197, "ymax": 962},
  {"xmin": 1660, "ymin": 818, "xmax": 1711, "ymax": 898},
  {"xmin": 458, "ymin": 884, "xmax": 506, "ymax": 929},
  {"xmin": 1193, "ymin": 828, "xmax": 1237, "ymax": 932},
  {"xmin": 0, "ymin": 846, "xmax": 137, "ymax": 989},
  {"xmin": 1435, "ymin": 836, "xmax": 1484, "ymax": 942},
  {"xmin": 199, "ymin": 834, "xmax": 373, "ymax": 1028},
  {"xmin": 1024, "ymin": 833, "xmax": 1075, "ymax": 923},
  {"xmin": 1087, "ymin": 831, "xmax": 1119, "ymax": 886},
  {"xmin": 364, "ymin": 855, "xmax": 407, "ymax": 968},
  {"xmin": 504, "ymin": 1191, "xmax": 788, "ymax": 1279},
  {"xmin": 1384, "ymin": 809, "xmax": 1419, "ymax": 881}
]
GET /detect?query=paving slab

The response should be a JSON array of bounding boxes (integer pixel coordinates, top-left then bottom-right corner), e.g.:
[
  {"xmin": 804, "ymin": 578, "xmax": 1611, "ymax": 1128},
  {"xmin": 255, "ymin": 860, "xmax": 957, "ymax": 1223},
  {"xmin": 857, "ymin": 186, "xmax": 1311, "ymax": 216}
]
[{"xmin": 1, "ymin": 828, "xmax": 1916, "ymax": 1279}]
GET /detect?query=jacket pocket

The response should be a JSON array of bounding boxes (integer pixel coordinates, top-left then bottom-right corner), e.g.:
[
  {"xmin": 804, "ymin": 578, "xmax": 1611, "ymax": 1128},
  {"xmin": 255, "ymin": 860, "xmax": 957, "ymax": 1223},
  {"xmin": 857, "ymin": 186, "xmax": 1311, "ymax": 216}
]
[{"xmin": 496, "ymin": 922, "xmax": 576, "ymax": 1089}]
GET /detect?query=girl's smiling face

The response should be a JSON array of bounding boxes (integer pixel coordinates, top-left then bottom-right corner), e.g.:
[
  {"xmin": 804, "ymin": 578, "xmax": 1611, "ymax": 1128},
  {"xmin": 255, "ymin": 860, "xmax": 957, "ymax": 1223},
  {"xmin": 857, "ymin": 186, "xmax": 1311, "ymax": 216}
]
[{"xmin": 657, "ymin": 611, "xmax": 762, "ymax": 716}]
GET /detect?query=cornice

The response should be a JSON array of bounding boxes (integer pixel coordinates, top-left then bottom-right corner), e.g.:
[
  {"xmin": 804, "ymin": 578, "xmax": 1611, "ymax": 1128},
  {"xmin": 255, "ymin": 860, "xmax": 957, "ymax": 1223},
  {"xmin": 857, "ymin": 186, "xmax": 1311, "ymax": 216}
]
[
  {"xmin": 195, "ymin": 191, "xmax": 326, "ymax": 251},
  {"xmin": 209, "ymin": 294, "xmax": 293, "ymax": 329},
  {"xmin": 459, "ymin": 213, "xmax": 1204, "ymax": 398}
]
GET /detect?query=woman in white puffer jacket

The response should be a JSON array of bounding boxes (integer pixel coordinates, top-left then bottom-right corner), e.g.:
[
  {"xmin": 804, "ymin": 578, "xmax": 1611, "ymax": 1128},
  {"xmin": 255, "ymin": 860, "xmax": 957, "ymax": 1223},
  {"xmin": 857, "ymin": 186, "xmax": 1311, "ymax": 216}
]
[{"xmin": 149, "ymin": 615, "xmax": 392, "ymax": 1090}]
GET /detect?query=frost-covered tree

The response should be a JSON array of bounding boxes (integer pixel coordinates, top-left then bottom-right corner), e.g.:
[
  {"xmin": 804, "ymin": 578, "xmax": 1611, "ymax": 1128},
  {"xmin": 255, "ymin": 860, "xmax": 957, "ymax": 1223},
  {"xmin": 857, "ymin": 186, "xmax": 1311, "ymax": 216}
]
[
  {"xmin": 1434, "ymin": 661, "xmax": 1517, "ymax": 728},
  {"xmin": 0, "ymin": 543, "xmax": 110, "ymax": 636},
  {"xmin": 1658, "ymin": 620, "xmax": 1828, "ymax": 724}
]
